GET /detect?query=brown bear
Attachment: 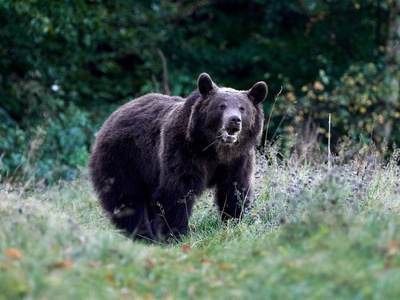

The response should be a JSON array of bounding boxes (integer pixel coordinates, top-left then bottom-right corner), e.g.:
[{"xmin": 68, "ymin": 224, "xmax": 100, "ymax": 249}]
[{"xmin": 89, "ymin": 73, "xmax": 268, "ymax": 242}]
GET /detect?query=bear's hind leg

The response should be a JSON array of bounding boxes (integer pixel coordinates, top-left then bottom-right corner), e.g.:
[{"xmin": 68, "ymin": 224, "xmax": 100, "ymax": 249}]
[{"xmin": 102, "ymin": 193, "xmax": 156, "ymax": 242}]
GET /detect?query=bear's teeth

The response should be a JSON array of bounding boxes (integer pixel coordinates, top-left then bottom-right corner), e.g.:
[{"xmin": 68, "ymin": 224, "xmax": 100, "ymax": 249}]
[
  {"xmin": 227, "ymin": 129, "xmax": 238, "ymax": 135},
  {"xmin": 222, "ymin": 130, "xmax": 238, "ymax": 143}
]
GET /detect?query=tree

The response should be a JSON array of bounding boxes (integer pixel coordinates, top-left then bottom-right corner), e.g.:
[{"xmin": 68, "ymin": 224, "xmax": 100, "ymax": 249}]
[{"xmin": 0, "ymin": 0, "xmax": 398, "ymax": 182}]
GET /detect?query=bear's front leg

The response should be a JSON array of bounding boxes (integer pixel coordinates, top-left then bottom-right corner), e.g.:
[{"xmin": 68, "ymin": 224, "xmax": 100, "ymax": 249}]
[
  {"xmin": 155, "ymin": 189, "xmax": 195, "ymax": 241},
  {"xmin": 215, "ymin": 180, "xmax": 252, "ymax": 222},
  {"xmin": 213, "ymin": 157, "xmax": 254, "ymax": 222}
]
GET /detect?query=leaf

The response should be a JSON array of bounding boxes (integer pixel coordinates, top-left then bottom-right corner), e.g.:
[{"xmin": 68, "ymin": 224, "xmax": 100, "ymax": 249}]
[
  {"xmin": 220, "ymin": 264, "xmax": 229, "ymax": 270},
  {"xmin": 106, "ymin": 274, "xmax": 116, "ymax": 282},
  {"xmin": 145, "ymin": 259, "xmax": 154, "ymax": 267},
  {"xmin": 384, "ymin": 241, "xmax": 399, "ymax": 269},
  {"xmin": 388, "ymin": 241, "xmax": 399, "ymax": 256},
  {"xmin": 182, "ymin": 244, "xmax": 191, "ymax": 252},
  {"xmin": 201, "ymin": 259, "xmax": 219, "ymax": 264},
  {"xmin": 144, "ymin": 293, "xmax": 155, "ymax": 300},
  {"xmin": 389, "ymin": 241, "xmax": 398, "ymax": 250},
  {"xmin": 5, "ymin": 249, "xmax": 22, "ymax": 259},
  {"xmin": 313, "ymin": 81, "xmax": 324, "ymax": 91},
  {"xmin": 54, "ymin": 256, "xmax": 73, "ymax": 268}
]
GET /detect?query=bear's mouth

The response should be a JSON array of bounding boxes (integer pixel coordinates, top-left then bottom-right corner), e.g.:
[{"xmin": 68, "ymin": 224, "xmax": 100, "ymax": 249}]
[{"xmin": 221, "ymin": 128, "xmax": 240, "ymax": 143}]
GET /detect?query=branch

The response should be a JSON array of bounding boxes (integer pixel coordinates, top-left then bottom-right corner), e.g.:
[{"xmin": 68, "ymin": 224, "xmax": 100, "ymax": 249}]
[{"xmin": 157, "ymin": 49, "xmax": 171, "ymax": 95}]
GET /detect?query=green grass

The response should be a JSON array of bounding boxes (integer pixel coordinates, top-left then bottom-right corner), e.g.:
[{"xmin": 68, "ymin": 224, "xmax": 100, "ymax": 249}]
[{"xmin": 1, "ymin": 153, "xmax": 400, "ymax": 300}]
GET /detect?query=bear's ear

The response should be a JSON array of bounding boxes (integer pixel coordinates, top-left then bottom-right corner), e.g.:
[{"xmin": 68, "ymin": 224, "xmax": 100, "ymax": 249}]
[
  {"xmin": 248, "ymin": 81, "xmax": 268, "ymax": 105},
  {"xmin": 198, "ymin": 73, "xmax": 216, "ymax": 96}
]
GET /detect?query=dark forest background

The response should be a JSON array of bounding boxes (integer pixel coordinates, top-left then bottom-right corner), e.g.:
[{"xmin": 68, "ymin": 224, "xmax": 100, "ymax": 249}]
[{"xmin": 1, "ymin": 0, "xmax": 399, "ymax": 183}]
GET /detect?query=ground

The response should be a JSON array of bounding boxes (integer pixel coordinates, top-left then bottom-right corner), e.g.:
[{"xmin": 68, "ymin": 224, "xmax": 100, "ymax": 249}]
[{"xmin": 1, "ymin": 148, "xmax": 400, "ymax": 299}]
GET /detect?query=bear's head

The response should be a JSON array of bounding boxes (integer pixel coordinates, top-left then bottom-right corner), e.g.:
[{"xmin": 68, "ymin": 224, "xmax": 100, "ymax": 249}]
[{"xmin": 188, "ymin": 73, "xmax": 268, "ymax": 155}]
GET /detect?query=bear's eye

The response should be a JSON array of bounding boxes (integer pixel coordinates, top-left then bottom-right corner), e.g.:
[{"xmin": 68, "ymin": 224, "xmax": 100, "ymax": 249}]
[
  {"xmin": 219, "ymin": 103, "xmax": 227, "ymax": 110},
  {"xmin": 239, "ymin": 106, "xmax": 245, "ymax": 112}
]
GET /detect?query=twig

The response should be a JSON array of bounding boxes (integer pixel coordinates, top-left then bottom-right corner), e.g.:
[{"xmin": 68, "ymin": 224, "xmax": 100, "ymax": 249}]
[
  {"xmin": 263, "ymin": 86, "xmax": 283, "ymax": 152},
  {"xmin": 157, "ymin": 49, "xmax": 171, "ymax": 95},
  {"xmin": 271, "ymin": 110, "xmax": 288, "ymax": 141},
  {"xmin": 203, "ymin": 134, "xmax": 223, "ymax": 151},
  {"xmin": 135, "ymin": 234, "xmax": 164, "ymax": 245},
  {"xmin": 202, "ymin": 141, "xmax": 218, "ymax": 152},
  {"xmin": 151, "ymin": 74, "xmax": 159, "ymax": 93}
]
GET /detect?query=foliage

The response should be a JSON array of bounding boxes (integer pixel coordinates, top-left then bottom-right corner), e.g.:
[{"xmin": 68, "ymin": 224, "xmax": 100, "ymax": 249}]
[
  {"xmin": 1, "ymin": 150, "xmax": 400, "ymax": 298},
  {"xmin": 331, "ymin": 62, "xmax": 400, "ymax": 144},
  {"xmin": 0, "ymin": 101, "xmax": 104, "ymax": 184},
  {"xmin": 0, "ymin": 0, "xmax": 398, "ymax": 182},
  {"xmin": 277, "ymin": 61, "xmax": 400, "ymax": 154}
]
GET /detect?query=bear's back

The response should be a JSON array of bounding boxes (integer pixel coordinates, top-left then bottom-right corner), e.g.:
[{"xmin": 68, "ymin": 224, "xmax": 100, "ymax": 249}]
[
  {"xmin": 97, "ymin": 93, "xmax": 183, "ymax": 138},
  {"xmin": 113, "ymin": 93, "xmax": 183, "ymax": 123},
  {"xmin": 90, "ymin": 93, "xmax": 185, "ymax": 189}
]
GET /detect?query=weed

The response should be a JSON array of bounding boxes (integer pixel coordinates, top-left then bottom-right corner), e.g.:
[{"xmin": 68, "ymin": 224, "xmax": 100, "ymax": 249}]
[{"xmin": 1, "ymin": 141, "xmax": 400, "ymax": 298}]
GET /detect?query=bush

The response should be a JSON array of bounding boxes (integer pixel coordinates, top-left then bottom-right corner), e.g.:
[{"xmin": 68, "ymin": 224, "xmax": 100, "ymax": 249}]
[
  {"xmin": 0, "ymin": 0, "xmax": 397, "ymax": 184},
  {"xmin": 274, "ymin": 61, "xmax": 400, "ymax": 157},
  {"xmin": 0, "ymin": 101, "xmax": 105, "ymax": 184}
]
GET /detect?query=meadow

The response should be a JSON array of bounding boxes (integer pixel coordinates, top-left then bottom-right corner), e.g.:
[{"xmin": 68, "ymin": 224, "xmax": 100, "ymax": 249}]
[
  {"xmin": 2, "ymin": 1, "xmax": 400, "ymax": 299},
  {"xmin": 1, "ymin": 144, "xmax": 400, "ymax": 300}
]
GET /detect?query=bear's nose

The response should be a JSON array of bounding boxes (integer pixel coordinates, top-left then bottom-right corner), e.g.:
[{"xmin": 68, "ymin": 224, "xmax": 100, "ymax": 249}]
[{"xmin": 229, "ymin": 115, "xmax": 242, "ymax": 124}]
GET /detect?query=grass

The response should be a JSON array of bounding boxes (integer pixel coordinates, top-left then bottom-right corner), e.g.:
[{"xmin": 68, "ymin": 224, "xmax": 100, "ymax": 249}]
[{"xmin": 1, "ymin": 148, "xmax": 400, "ymax": 299}]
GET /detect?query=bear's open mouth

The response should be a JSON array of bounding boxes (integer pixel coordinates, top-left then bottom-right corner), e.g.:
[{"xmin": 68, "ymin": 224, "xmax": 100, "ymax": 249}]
[
  {"xmin": 221, "ymin": 128, "xmax": 240, "ymax": 143},
  {"xmin": 227, "ymin": 128, "xmax": 240, "ymax": 135}
]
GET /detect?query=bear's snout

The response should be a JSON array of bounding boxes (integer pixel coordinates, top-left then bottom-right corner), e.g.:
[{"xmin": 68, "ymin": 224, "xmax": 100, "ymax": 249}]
[
  {"xmin": 221, "ymin": 114, "xmax": 242, "ymax": 144},
  {"xmin": 227, "ymin": 114, "xmax": 242, "ymax": 133},
  {"xmin": 229, "ymin": 115, "xmax": 242, "ymax": 125}
]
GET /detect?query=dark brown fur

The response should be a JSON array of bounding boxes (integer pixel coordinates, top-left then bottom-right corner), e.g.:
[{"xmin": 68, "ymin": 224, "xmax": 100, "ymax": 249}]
[{"xmin": 89, "ymin": 73, "xmax": 268, "ymax": 242}]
